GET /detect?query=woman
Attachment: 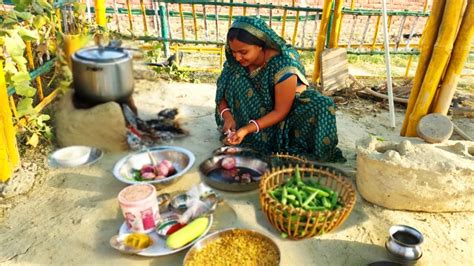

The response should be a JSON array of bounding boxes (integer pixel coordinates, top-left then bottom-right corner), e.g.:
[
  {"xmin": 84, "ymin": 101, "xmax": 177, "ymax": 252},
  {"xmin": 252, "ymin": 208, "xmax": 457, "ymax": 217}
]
[{"xmin": 215, "ymin": 16, "xmax": 345, "ymax": 162}]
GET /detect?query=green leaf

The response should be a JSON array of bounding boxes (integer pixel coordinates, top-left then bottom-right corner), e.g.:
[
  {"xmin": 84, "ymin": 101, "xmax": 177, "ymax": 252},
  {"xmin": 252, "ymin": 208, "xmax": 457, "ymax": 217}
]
[
  {"xmin": 12, "ymin": 72, "xmax": 36, "ymax": 97},
  {"xmin": 18, "ymin": 28, "xmax": 39, "ymax": 41},
  {"xmin": 16, "ymin": 98, "xmax": 35, "ymax": 117},
  {"xmin": 3, "ymin": 12, "xmax": 19, "ymax": 25},
  {"xmin": 13, "ymin": 0, "xmax": 32, "ymax": 12},
  {"xmin": 27, "ymin": 133, "xmax": 39, "ymax": 147},
  {"xmin": 43, "ymin": 126, "xmax": 53, "ymax": 140},
  {"xmin": 15, "ymin": 83, "xmax": 36, "ymax": 97},
  {"xmin": 37, "ymin": 0, "xmax": 53, "ymax": 11},
  {"xmin": 33, "ymin": 15, "xmax": 50, "ymax": 29},
  {"xmin": 32, "ymin": 3, "xmax": 44, "ymax": 14},
  {"xmin": 4, "ymin": 33, "xmax": 26, "ymax": 56},
  {"xmin": 11, "ymin": 71, "xmax": 31, "ymax": 83},
  {"xmin": 14, "ymin": 11, "xmax": 33, "ymax": 20},
  {"xmin": 12, "ymin": 56, "xmax": 28, "ymax": 72},
  {"xmin": 3, "ymin": 59, "xmax": 18, "ymax": 75},
  {"xmin": 36, "ymin": 114, "xmax": 50, "ymax": 128}
]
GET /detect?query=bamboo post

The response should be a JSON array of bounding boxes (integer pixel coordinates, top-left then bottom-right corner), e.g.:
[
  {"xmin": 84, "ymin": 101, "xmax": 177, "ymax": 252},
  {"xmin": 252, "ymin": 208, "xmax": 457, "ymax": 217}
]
[
  {"xmin": 433, "ymin": 0, "xmax": 474, "ymax": 115},
  {"xmin": 139, "ymin": 0, "xmax": 148, "ymax": 34},
  {"xmin": 291, "ymin": 10, "xmax": 300, "ymax": 46},
  {"xmin": 329, "ymin": 0, "xmax": 343, "ymax": 48},
  {"xmin": 0, "ymin": 61, "xmax": 20, "ymax": 182},
  {"xmin": 94, "ymin": 0, "xmax": 107, "ymax": 28},
  {"xmin": 192, "ymin": 4, "xmax": 198, "ymax": 40},
  {"xmin": 25, "ymin": 41, "xmax": 44, "ymax": 100},
  {"xmin": 400, "ymin": 0, "xmax": 446, "ymax": 136},
  {"xmin": 281, "ymin": 5, "xmax": 288, "ymax": 38},
  {"xmin": 228, "ymin": 0, "xmax": 234, "ymax": 29},
  {"xmin": 405, "ymin": 0, "xmax": 465, "ymax": 136},
  {"xmin": 126, "ymin": 0, "xmax": 133, "ymax": 32},
  {"xmin": 312, "ymin": 0, "xmax": 333, "ymax": 83},
  {"xmin": 179, "ymin": 2, "xmax": 185, "ymax": 39},
  {"xmin": 371, "ymin": 16, "xmax": 381, "ymax": 51}
]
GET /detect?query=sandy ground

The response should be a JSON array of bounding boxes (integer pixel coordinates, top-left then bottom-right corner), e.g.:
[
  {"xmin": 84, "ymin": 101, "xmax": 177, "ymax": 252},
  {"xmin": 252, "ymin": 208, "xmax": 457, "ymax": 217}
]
[{"xmin": 0, "ymin": 77, "xmax": 473, "ymax": 265}]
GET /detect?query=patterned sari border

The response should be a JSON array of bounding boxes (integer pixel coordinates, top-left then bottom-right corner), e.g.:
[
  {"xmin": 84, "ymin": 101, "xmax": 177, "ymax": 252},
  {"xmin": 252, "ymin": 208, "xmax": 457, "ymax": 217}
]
[
  {"xmin": 231, "ymin": 21, "xmax": 278, "ymax": 50},
  {"xmin": 274, "ymin": 66, "xmax": 310, "ymax": 86}
]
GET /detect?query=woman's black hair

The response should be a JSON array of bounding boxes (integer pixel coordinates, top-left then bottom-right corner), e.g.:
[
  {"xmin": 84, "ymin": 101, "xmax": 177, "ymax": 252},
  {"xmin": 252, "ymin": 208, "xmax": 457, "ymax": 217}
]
[{"xmin": 227, "ymin": 28, "xmax": 266, "ymax": 48}]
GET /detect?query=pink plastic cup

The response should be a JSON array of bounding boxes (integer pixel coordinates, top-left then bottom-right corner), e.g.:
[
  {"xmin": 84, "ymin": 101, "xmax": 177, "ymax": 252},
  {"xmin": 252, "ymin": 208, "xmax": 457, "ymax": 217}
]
[{"xmin": 118, "ymin": 184, "xmax": 160, "ymax": 233}]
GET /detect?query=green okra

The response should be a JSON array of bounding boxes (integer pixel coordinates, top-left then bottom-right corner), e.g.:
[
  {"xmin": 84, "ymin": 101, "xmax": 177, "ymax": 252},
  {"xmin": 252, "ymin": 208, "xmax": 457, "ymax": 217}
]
[
  {"xmin": 302, "ymin": 186, "xmax": 330, "ymax": 197},
  {"xmin": 282, "ymin": 186, "xmax": 288, "ymax": 205},
  {"xmin": 302, "ymin": 191, "xmax": 319, "ymax": 207},
  {"xmin": 330, "ymin": 192, "xmax": 338, "ymax": 209},
  {"xmin": 322, "ymin": 197, "xmax": 332, "ymax": 209}
]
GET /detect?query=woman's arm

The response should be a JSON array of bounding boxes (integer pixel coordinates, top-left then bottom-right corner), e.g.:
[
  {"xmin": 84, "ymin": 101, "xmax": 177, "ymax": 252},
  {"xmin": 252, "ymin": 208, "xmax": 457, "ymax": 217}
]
[
  {"xmin": 218, "ymin": 98, "xmax": 237, "ymax": 132},
  {"xmin": 227, "ymin": 75, "xmax": 297, "ymax": 144}
]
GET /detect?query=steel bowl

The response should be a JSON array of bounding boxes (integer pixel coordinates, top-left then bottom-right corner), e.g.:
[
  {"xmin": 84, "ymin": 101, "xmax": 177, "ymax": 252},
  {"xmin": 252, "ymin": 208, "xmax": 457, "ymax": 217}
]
[
  {"xmin": 113, "ymin": 146, "xmax": 195, "ymax": 185},
  {"xmin": 183, "ymin": 228, "xmax": 280, "ymax": 265},
  {"xmin": 50, "ymin": 146, "xmax": 92, "ymax": 167},
  {"xmin": 199, "ymin": 155, "xmax": 269, "ymax": 192},
  {"xmin": 385, "ymin": 225, "xmax": 423, "ymax": 264}
]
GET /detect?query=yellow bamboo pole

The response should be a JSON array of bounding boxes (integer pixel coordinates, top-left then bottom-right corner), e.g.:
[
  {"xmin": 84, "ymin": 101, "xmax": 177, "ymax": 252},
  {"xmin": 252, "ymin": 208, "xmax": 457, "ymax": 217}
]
[
  {"xmin": 291, "ymin": 10, "xmax": 300, "ymax": 46},
  {"xmin": 192, "ymin": 4, "xmax": 198, "ymax": 40},
  {"xmin": 404, "ymin": 56, "xmax": 413, "ymax": 78},
  {"xmin": 220, "ymin": 46, "xmax": 225, "ymax": 67},
  {"xmin": 0, "ymin": 61, "xmax": 20, "ymax": 182},
  {"xmin": 55, "ymin": 9, "xmax": 62, "ymax": 33},
  {"xmin": 312, "ymin": 0, "xmax": 333, "ymax": 83},
  {"xmin": 400, "ymin": 0, "xmax": 446, "ymax": 136},
  {"xmin": 94, "ymin": 0, "xmax": 107, "ymax": 28},
  {"xmin": 351, "ymin": 0, "xmax": 355, "ymax": 10},
  {"xmin": 228, "ymin": 5, "xmax": 233, "ymax": 29},
  {"xmin": 329, "ymin": 0, "xmax": 344, "ymax": 48},
  {"xmin": 243, "ymin": 5, "xmax": 247, "ymax": 16},
  {"xmin": 25, "ymin": 41, "xmax": 44, "ymax": 100},
  {"xmin": 126, "ymin": 0, "xmax": 133, "ymax": 32},
  {"xmin": 371, "ymin": 16, "xmax": 381, "ymax": 51},
  {"xmin": 139, "ymin": 0, "xmax": 148, "ymax": 34},
  {"xmin": 433, "ymin": 0, "xmax": 474, "ymax": 115},
  {"xmin": 179, "ymin": 3, "xmax": 185, "ymax": 39},
  {"xmin": 405, "ymin": 0, "xmax": 465, "ymax": 136},
  {"xmin": 281, "ymin": 7, "xmax": 288, "ymax": 37}
]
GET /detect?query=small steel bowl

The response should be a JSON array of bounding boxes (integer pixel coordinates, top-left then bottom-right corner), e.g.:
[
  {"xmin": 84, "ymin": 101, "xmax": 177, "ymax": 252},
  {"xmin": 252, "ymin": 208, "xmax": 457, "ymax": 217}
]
[
  {"xmin": 385, "ymin": 225, "xmax": 423, "ymax": 264},
  {"xmin": 169, "ymin": 193, "xmax": 190, "ymax": 211},
  {"xmin": 110, "ymin": 233, "xmax": 153, "ymax": 254},
  {"xmin": 155, "ymin": 214, "xmax": 182, "ymax": 238},
  {"xmin": 157, "ymin": 193, "xmax": 171, "ymax": 213}
]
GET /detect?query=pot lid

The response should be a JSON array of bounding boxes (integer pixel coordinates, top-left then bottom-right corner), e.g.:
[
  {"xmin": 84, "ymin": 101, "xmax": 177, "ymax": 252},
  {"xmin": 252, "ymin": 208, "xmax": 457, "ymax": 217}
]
[{"xmin": 75, "ymin": 47, "xmax": 128, "ymax": 62}]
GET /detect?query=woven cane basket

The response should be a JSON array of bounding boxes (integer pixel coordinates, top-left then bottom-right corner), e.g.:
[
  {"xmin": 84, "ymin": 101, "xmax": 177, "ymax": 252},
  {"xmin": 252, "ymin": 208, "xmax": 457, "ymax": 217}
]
[{"xmin": 259, "ymin": 164, "xmax": 356, "ymax": 240}]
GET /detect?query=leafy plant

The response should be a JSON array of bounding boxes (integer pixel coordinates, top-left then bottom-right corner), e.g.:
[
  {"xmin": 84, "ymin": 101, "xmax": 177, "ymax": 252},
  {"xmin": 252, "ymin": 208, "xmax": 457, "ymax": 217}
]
[{"xmin": 0, "ymin": 0, "xmax": 56, "ymax": 147}]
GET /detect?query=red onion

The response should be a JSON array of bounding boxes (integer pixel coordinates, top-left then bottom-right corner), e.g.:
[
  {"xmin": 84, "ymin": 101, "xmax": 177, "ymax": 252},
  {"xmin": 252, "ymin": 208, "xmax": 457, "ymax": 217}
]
[{"xmin": 221, "ymin": 157, "xmax": 237, "ymax": 170}]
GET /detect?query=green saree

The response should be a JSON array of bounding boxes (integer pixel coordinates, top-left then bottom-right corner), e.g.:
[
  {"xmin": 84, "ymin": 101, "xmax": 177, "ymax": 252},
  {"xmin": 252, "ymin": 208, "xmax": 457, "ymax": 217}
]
[{"xmin": 215, "ymin": 16, "xmax": 345, "ymax": 162}]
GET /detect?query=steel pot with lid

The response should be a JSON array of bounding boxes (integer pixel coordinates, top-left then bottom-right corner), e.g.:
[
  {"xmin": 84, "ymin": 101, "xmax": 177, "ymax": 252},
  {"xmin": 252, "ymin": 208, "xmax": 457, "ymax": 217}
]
[{"xmin": 72, "ymin": 46, "xmax": 134, "ymax": 103}]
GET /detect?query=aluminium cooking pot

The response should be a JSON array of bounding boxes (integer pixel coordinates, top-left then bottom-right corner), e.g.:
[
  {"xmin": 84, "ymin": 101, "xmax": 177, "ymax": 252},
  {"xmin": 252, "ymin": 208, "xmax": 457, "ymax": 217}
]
[{"xmin": 72, "ymin": 46, "xmax": 134, "ymax": 103}]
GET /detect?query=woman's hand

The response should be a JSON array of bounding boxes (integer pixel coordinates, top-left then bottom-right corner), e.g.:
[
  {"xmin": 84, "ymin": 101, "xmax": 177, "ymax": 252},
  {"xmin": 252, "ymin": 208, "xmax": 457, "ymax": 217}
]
[
  {"xmin": 222, "ymin": 114, "xmax": 236, "ymax": 133},
  {"xmin": 226, "ymin": 127, "xmax": 250, "ymax": 145}
]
